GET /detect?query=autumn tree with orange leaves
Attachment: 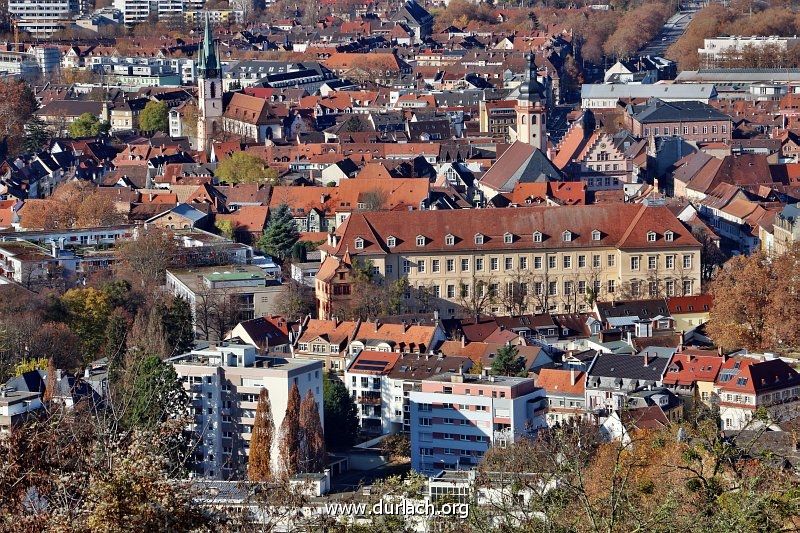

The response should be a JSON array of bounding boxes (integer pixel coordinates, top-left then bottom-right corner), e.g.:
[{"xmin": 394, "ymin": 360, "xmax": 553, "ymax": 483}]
[{"xmin": 248, "ymin": 388, "xmax": 275, "ymax": 482}]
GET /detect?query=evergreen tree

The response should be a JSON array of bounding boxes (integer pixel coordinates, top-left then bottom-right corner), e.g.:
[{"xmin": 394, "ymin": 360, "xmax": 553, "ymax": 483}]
[
  {"xmin": 491, "ymin": 344, "xmax": 526, "ymax": 376},
  {"xmin": 22, "ymin": 116, "xmax": 51, "ymax": 154},
  {"xmin": 123, "ymin": 355, "xmax": 187, "ymax": 430},
  {"xmin": 257, "ymin": 203, "xmax": 300, "ymax": 260},
  {"xmin": 299, "ymin": 389, "xmax": 325, "ymax": 473},
  {"xmin": 103, "ymin": 308, "xmax": 131, "ymax": 384},
  {"xmin": 278, "ymin": 383, "xmax": 302, "ymax": 478},
  {"xmin": 248, "ymin": 388, "xmax": 275, "ymax": 482},
  {"xmin": 163, "ymin": 296, "xmax": 194, "ymax": 355},
  {"xmin": 322, "ymin": 371, "xmax": 359, "ymax": 451}
]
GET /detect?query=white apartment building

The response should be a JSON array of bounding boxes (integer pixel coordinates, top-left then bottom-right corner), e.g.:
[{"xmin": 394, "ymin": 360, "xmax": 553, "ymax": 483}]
[
  {"xmin": 409, "ymin": 371, "xmax": 546, "ymax": 474},
  {"xmin": 113, "ymin": 0, "xmax": 188, "ymax": 24},
  {"xmin": 168, "ymin": 340, "xmax": 324, "ymax": 480},
  {"xmin": 698, "ymin": 36, "xmax": 800, "ymax": 68},
  {"xmin": 344, "ymin": 351, "xmax": 471, "ymax": 435},
  {"xmin": 9, "ymin": 0, "xmax": 80, "ymax": 37}
]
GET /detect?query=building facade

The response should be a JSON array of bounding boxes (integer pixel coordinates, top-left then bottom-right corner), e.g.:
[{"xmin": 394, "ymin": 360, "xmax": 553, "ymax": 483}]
[
  {"xmin": 409, "ymin": 371, "xmax": 546, "ymax": 474},
  {"xmin": 168, "ymin": 340, "xmax": 324, "ymax": 479}
]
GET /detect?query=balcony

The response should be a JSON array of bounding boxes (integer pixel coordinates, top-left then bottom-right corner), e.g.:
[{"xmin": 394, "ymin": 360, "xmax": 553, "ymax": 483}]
[{"xmin": 357, "ymin": 394, "xmax": 381, "ymax": 406}]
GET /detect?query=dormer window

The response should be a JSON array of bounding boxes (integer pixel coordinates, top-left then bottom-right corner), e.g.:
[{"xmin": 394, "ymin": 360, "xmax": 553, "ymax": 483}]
[
  {"xmin": 664, "ymin": 230, "xmax": 674, "ymax": 242},
  {"xmin": 647, "ymin": 231, "xmax": 657, "ymax": 242},
  {"xmin": 533, "ymin": 231, "xmax": 542, "ymax": 243},
  {"xmin": 562, "ymin": 230, "xmax": 573, "ymax": 242},
  {"xmin": 474, "ymin": 233, "xmax": 484, "ymax": 245},
  {"xmin": 387, "ymin": 236, "xmax": 396, "ymax": 248},
  {"xmin": 354, "ymin": 237, "xmax": 364, "ymax": 250},
  {"xmin": 503, "ymin": 232, "xmax": 513, "ymax": 244},
  {"xmin": 445, "ymin": 234, "xmax": 455, "ymax": 246},
  {"xmin": 591, "ymin": 230, "xmax": 601, "ymax": 241},
  {"xmin": 416, "ymin": 235, "xmax": 426, "ymax": 247}
]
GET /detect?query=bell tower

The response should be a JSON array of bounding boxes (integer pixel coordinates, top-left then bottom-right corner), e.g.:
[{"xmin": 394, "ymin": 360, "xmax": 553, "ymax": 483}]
[
  {"xmin": 197, "ymin": 13, "xmax": 222, "ymax": 152},
  {"xmin": 515, "ymin": 53, "xmax": 547, "ymax": 152}
]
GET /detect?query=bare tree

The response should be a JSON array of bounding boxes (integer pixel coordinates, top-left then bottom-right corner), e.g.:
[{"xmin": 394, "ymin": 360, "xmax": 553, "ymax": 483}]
[{"xmin": 456, "ymin": 271, "xmax": 498, "ymax": 320}]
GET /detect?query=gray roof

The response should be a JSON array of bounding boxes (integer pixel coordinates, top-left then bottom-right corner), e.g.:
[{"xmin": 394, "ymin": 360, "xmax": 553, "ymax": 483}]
[
  {"xmin": 170, "ymin": 203, "xmax": 209, "ymax": 222},
  {"xmin": 676, "ymin": 68, "xmax": 800, "ymax": 83},
  {"xmin": 629, "ymin": 100, "xmax": 732, "ymax": 124},
  {"xmin": 588, "ymin": 349, "xmax": 674, "ymax": 381},
  {"xmin": 581, "ymin": 83, "xmax": 716, "ymax": 100}
]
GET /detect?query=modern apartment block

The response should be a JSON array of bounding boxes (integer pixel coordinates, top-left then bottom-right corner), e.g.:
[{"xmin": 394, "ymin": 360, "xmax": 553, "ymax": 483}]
[
  {"xmin": 113, "ymin": 0, "xmax": 188, "ymax": 24},
  {"xmin": 9, "ymin": 0, "xmax": 79, "ymax": 37},
  {"xmin": 409, "ymin": 371, "xmax": 546, "ymax": 474},
  {"xmin": 168, "ymin": 340, "xmax": 324, "ymax": 479},
  {"xmin": 345, "ymin": 351, "xmax": 472, "ymax": 435},
  {"xmin": 318, "ymin": 205, "xmax": 702, "ymax": 318},
  {"xmin": 698, "ymin": 36, "xmax": 800, "ymax": 68}
]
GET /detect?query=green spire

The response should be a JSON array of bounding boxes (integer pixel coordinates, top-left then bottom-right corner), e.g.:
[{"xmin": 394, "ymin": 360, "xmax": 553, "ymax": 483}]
[{"xmin": 198, "ymin": 12, "xmax": 220, "ymax": 78}]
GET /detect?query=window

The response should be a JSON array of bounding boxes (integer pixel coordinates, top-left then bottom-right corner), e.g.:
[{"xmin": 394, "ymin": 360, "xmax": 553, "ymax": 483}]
[
  {"xmin": 386, "ymin": 264, "xmax": 393, "ymax": 274},
  {"xmin": 592, "ymin": 254, "xmax": 601, "ymax": 268},
  {"xmin": 547, "ymin": 256, "xmax": 556, "ymax": 269},
  {"xmin": 548, "ymin": 281, "xmax": 557, "ymax": 295},
  {"xmin": 562, "ymin": 230, "xmax": 572, "ymax": 242},
  {"xmin": 563, "ymin": 256, "xmax": 572, "ymax": 268},
  {"xmin": 664, "ymin": 231, "xmax": 674, "ymax": 242},
  {"xmin": 712, "ymin": 125, "xmax": 718, "ymax": 134},
  {"xmin": 354, "ymin": 237, "xmax": 364, "ymax": 249},
  {"xmin": 460, "ymin": 283, "xmax": 469, "ymax": 298},
  {"xmin": 403, "ymin": 260, "xmax": 411, "ymax": 273},
  {"xmin": 564, "ymin": 281, "xmax": 573, "ymax": 295},
  {"xmin": 608, "ymin": 279, "xmax": 616, "ymax": 293},
  {"xmin": 578, "ymin": 255, "xmax": 586, "ymax": 268},
  {"xmin": 631, "ymin": 280, "xmax": 641, "ymax": 297},
  {"xmin": 648, "ymin": 256, "xmax": 657, "ymax": 270},
  {"xmin": 533, "ymin": 231, "xmax": 542, "ymax": 242},
  {"xmin": 534, "ymin": 281, "xmax": 543, "ymax": 295},
  {"xmin": 591, "ymin": 230, "xmax": 601, "ymax": 241},
  {"xmin": 666, "ymin": 279, "xmax": 675, "ymax": 296},
  {"xmin": 578, "ymin": 280, "xmax": 587, "ymax": 294},
  {"xmin": 519, "ymin": 257, "xmax": 528, "ymax": 269},
  {"xmin": 666, "ymin": 255, "xmax": 674, "ymax": 269},
  {"xmin": 432, "ymin": 259, "xmax": 440, "ymax": 273},
  {"xmin": 490, "ymin": 258, "xmax": 499, "ymax": 271},
  {"xmin": 446, "ymin": 259, "xmax": 455, "ymax": 272},
  {"xmin": 461, "ymin": 259, "xmax": 470, "ymax": 272},
  {"xmin": 476, "ymin": 258, "xmax": 484, "ymax": 271},
  {"xmin": 504, "ymin": 233, "xmax": 513, "ymax": 244},
  {"xmin": 647, "ymin": 231, "xmax": 656, "ymax": 242},
  {"xmin": 649, "ymin": 281, "xmax": 658, "ymax": 297},
  {"xmin": 504, "ymin": 257, "xmax": 513, "ymax": 270},
  {"xmin": 683, "ymin": 126, "xmax": 689, "ymax": 135},
  {"xmin": 683, "ymin": 254, "xmax": 692, "ymax": 269},
  {"xmin": 608, "ymin": 254, "xmax": 615, "ymax": 267},
  {"xmin": 387, "ymin": 236, "xmax": 396, "ymax": 247},
  {"xmin": 416, "ymin": 235, "xmax": 426, "ymax": 246},
  {"xmin": 447, "ymin": 284, "xmax": 455, "ymax": 298},
  {"xmin": 445, "ymin": 234, "xmax": 455, "ymax": 246},
  {"xmin": 474, "ymin": 233, "xmax": 484, "ymax": 245},
  {"xmin": 432, "ymin": 285, "xmax": 440, "ymax": 297},
  {"xmin": 683, "ymin": 279, "xmax": 693, "ymax": 295},
  {"xmin": 631, "ymin": 256, "xmax": 640, "ymax": 270},
  {"xmin": 417, "ymin": 260, "xmax": 425, "ymax": 273},
  {"xmin": 534, "ymin": 256, "xmax": 542, "ymax": 269}
]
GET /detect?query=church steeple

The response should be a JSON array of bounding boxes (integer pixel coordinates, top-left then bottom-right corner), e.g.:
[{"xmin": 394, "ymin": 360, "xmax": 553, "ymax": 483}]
[
  {"xmin": 518, "ymin": 52, "xmax": 543, "ymax": 103},
  {"xmin": 198, "ymin": 13, "xmax": 220, "ymax": 79}
]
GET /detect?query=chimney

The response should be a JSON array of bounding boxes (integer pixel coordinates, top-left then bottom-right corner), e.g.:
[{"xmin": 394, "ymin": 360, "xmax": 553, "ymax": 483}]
[
  {"xmin": 374, "ymin": 319, "xmax": 380, "ymax": 332},
  {"xmin": 643, "ymin": 351, "xmax": 650, "ymax": 367},
  {"xmin": 627, "ymin": 331, "xmax": 633, "ymax": 346},
  {"xmin": 461, "ymin": 334, "xmax": 466, "ymax": 348},
  {"xmin": 570, "ymin": 367, "xmax": 577, "ymax": 386},
  {"xmin": 84, "ymin": 367, "xmax": 90, "ymax": 379}
]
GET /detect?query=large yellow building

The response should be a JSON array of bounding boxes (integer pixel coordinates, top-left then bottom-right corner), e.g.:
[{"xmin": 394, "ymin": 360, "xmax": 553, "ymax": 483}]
[{"xmin": 316, "ymin": 204, "xmax": 702, "ymax": 319}]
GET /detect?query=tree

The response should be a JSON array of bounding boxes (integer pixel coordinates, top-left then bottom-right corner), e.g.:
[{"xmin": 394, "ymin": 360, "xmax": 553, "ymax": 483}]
[
  {"xmin": 123, "ymin": 355, "xmax": 187, "ymax": 430},
  {"xmin": 104, "ymin": 308, "xmax": 131, "ymax": 384},
  {"xmin": 279, "ymin": 383, "xmax": 302, "ymax": 478},
  {"xmin": 258, "ymin": 203, "xmax": 300, "ymax": 260},
  {"xmin": 0, "ymin": 79, "xmax": 37, "ymax": 157},
  {"xmin": 322, "ymin": 371, "xmax": 358, "ymax": 451},
  {"xmin": 491, "ymin": 344, "xmax": 525, "ymax": 376},
  {"xmin": 61, "ymin": 287, "xmax": 113, "ymax": 363},
  {"xmin": 358, "ymin": 188, "xmax": 390, "ymax": 211},
  {"xmin": 138, "ymin": 100, "xmax": 169, "ymax": 133},
  {"xmin": 69, "ymin": 112, "xmax": 109, "ymax": 138},
  {"xmin": 163, "ymin": 296, "xmax": 195, "ymax": 355},
  {"xmin": 22, "ymin": 116, "xmax": 51, "ymax": 154},
  {"xmin": 115, "ymin": 227, "xmax": 177, "ymax": 288},
  {"xmin": 248, "ymin": 388, "xmax": 275, "ymax": 482},
  {"xmin": 216, "ymin": 152, "xmax": 280, "ymax": 184},
  {"xmin": 215, "ymin": 218, "xmax": 236, "ymax": 240},
  {"xmin": 298, "ymin": 389, "xmax": 325, "ymax": 474},
  {"xmin": 43, "ymin": 357, "xmax": 57, "ymax": 404},
  {"xmin": 456, "ymin": 272, "xmax": 497, "ymax": 320},
  {"xmin": 694, "ymin": 229, "xmax": 725, "ymax": 282},
  {"xmin": 276, "ymin": 280, "xmax": 315, "ymax": 321}
]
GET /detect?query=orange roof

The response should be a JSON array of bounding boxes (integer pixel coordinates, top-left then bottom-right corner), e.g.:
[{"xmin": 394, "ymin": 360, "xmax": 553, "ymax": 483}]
[
  {"xmin": 537, "ymin": 368, "xmax": 585, "ymax": 396},
  {"xmin": 663, "ymin": 349, "xmax": 723, "ymax": 387},
  {"xmin": 667, "ymin": 294, "xmax": 713, "ymax": 315},
  {"xmin": 215, "ymin": 205, "xmax": 269, "ymax": 232}
]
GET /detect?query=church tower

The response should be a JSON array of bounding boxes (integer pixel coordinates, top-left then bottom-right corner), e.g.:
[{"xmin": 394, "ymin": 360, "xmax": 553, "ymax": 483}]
[
  {"xmin": 197, "ymin": 14, "xmax": 222, "ymax": 152},
  {"xmin": 515, "ymin": 53, "xmax": 547, "ymax": 152}
]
